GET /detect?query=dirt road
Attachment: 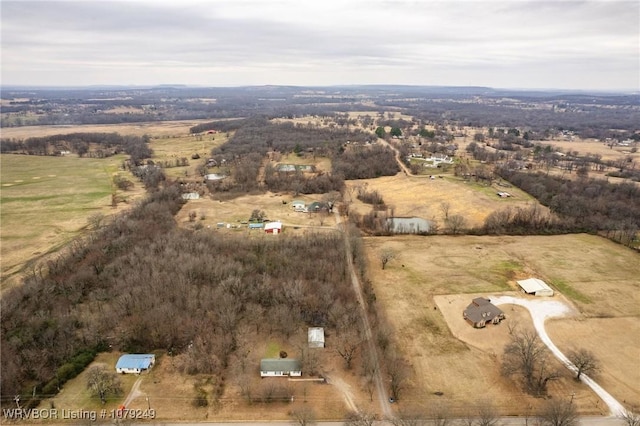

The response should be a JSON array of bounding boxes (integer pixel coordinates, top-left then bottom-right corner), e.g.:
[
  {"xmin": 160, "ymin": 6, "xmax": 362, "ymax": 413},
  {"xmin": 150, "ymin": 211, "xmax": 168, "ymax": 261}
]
[{"xmin": 335, "ymin": 210, "xmax": 393, "ymax": 418}]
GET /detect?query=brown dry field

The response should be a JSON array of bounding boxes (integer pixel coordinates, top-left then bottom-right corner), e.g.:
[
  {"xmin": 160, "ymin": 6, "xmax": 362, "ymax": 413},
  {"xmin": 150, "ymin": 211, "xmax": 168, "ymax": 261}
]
[
  {"xmin": 364, "ymin": 234, "xmax": 640, "ymax": 416},
  {"xmin": 175, "ymin": 191, "xmax": 338, "ymax": 232},
  {"xmin": 345, "ymin": 172, "xmax": 539, "ymax": 228},
  {"xmin": 0, "ymin": 119, "xmax": 213, "ymax": 139},
  {"xmin": 542, "ymin": 138, "xmax": 639, "ymax": 162}
]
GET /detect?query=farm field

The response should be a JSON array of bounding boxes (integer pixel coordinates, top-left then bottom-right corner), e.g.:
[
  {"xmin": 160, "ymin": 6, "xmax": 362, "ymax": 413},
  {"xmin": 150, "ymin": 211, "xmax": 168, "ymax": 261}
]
[
  {"xmin": 542, "ymin": 137, "xmax": 639, "ymax": 162},
  {"xmin": 0, "ymin": 119, "xmax": 213, "ymax": 139},
  {"xmin": 0, "ymin": 154, "xmax": 143, "ymax": 290},
  {"xmin": 345, "ymin": 171, "xmax": 540, "ymax": 228},
  {"xmin": 150, "ymin": 132, "xmax": 227, "ymax": 179},
  {"xmin": 364, "ymin": 234, "xmax": 640, "ymax": 416},
  {"xmin": 176, "ymin": 191, "xmax": 338, "ymax": 232}
]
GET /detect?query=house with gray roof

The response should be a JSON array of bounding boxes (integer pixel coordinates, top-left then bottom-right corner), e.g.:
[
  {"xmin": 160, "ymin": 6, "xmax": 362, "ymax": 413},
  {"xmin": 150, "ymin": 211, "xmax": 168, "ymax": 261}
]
[
  {"xmin": 463, "ymin": 297, "xmax": 505, "ymax": 328},
  {"xmin": 260, "ymin": 358, "xmax": 302, "ymax": 377}
]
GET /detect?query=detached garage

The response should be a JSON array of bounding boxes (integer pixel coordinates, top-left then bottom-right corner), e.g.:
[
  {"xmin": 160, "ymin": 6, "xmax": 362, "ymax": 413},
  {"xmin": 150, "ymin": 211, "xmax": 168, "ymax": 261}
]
[
  {"xmin": 115, "ymin": 354, "xmax": 156, "ymax": 374},
  {"xmin": 517, "ymin": 278, "xmax": 554, "ymax": 297},
  {"xmin": 308, "ymin": 327, "xmax": 325, "ymax": 348}
]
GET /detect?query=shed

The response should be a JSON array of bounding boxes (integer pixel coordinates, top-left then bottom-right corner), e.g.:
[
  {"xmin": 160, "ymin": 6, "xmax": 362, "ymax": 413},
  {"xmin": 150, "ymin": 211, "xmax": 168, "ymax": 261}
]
[
  {"xmin": 291, "ymin": 200, "xmax": 306, "ymax": 211},
  {"xmin": 463, "ymin": 297, "xmax": 505, "ymax": 328},
  {"xmin": 115, "ymin": 354, "xmax": 155, "ymax": 374},
  {"xmin": 264, "ymin": 221, "xmax": 283, "ymax": 234},
  {"xmin": 308, "ymin": 327, "xmax": 325, "ymax": 348},
  {"xmin": 260, "ymin": 358, "xmax": 302, "ymax": 377},
  {"xmin": 517, "ymin": 278, "xmax": 554, "ymax": 297},
  {"xmin": 204, "ymin": 173, "xmax": 226, "ymax": 181},
  {"xmin": 181, "ymin": 192, "xmax": 200, "ymax": 200},
  {"xmin": 248, "ymin": 222, "xmax": 264, "ymax": 229}
]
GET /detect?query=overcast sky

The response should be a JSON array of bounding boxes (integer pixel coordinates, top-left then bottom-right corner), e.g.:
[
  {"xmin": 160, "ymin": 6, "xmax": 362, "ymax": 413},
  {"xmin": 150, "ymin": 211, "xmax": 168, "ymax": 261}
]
[{"xmin": 1, "ymin": 0, "xmax": 638, "ymax": 91}]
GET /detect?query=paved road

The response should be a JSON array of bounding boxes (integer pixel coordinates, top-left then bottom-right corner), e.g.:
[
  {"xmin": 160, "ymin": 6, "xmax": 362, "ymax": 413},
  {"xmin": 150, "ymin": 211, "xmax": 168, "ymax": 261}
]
[{"xmin": 145, "ymin": 416, "xmax": 628, "ymax": 425}]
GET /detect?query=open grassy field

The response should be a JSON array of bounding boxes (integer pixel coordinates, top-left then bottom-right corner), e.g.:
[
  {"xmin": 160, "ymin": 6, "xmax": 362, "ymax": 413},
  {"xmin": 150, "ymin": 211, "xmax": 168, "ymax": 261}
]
[
  {"xmin": 346, "ymin": 171, "xmax": 540, "ymax": 228},
  {"xmin": 176, "ymin": 191, "xmax": 338, "ymax": 233},
  {"xmin": 0, "ymin": 153, "xmax": 143, "ymax": 290},
  {"xmin": 150, "ymin": 132, "xmax": 228, "ymax": 179},
  {"xmin": 0, "ymin": 119, "xmax": 213, "ymax": 139},
  {"xmin": 364, "ymin": 234, "xmax": 640, "ymax": 416}
]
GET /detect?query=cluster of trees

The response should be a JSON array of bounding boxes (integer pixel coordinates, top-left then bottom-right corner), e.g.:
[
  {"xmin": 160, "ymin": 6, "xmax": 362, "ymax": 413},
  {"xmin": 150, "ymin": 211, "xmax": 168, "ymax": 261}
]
[
  {"xmin": 333, "ymin": 145, "xmax": 400, "ymax": 180},
  {"xmin": 1, "ymin": 185, "xmax": 364, "ymax": 409},
  {"xmin": 264, "ymin": 165, "xmax": 345, "ymax": 195},
  {"xmin": 495, "ymin": 167, "xmax": 640, "ymax": 245},
  {"xmin": 0, "ymin": 132, "xmax": 152, "ymax": 164},
  {"xmin": 202, "ymin": 118, "xmax": 397, "ymax": 196}
]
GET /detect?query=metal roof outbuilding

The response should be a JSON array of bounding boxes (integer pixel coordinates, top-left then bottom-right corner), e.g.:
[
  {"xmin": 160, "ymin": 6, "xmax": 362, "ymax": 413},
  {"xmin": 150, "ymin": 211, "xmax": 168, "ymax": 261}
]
[{"xmin": 517, "ymin": 278, "xmax": 554, "ymax": 297}]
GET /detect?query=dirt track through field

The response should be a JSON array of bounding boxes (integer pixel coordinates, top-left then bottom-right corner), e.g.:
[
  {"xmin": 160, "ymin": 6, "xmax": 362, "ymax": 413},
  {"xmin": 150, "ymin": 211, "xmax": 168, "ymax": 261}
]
[
  {"xmin": 491, "ymin": 296, "xmax": 626, "ymax": 417},
  {"xmin": 335, "ymin": 210, "xmax": 393, "ymax": 418}
]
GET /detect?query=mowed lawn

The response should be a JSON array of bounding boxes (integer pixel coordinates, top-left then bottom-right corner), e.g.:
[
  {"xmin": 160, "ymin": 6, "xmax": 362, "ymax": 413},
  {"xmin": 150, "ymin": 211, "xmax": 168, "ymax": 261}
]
[
  {"xmin": 0, "ymin": 154, "xmax": 137, "ymax": 289},
  {"xmin": 365, "ymin": 234, "xmax": 640, "ymax": 416}
]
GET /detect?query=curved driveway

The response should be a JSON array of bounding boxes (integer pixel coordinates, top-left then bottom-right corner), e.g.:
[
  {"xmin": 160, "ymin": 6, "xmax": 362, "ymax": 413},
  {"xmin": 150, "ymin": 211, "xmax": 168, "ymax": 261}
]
[{"xmin": 491, "ymin": 295, "xmax": 626, "ymax": 417}]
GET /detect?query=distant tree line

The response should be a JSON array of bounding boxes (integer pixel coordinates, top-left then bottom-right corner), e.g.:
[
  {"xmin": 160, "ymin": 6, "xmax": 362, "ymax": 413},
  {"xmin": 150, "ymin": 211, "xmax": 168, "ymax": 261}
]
[
  {"xmin": 485, "ymin": 167, "xmax": 640, "ymax": 246},
  {"xmin": 0, "ymin": 132, "xmax": 152, "ymax": 165},
  {"xmin": 0, "ymin": 185, "xmax": 362, "ymax": 409}
]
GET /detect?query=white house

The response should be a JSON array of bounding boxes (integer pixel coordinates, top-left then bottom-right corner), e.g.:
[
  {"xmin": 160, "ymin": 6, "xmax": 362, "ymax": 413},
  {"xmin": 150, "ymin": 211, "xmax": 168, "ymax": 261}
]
[
  {"xmin": 260, "ymin": 358, "xmax": 302, "ymax": 377},
  {"xmin": 517, "ymin": 278, "xmax": 554, "ymax": 297},
  {"xmin": 308, "ymin": 327, "xmax": 325, "ymax": 348},
  {"xmin": 291, "ymin": 200, "xmax": 306, "ymax": 212},
  {"xmin": 115, "ymin": 354, "xmax": 156, "ymax": 374}
]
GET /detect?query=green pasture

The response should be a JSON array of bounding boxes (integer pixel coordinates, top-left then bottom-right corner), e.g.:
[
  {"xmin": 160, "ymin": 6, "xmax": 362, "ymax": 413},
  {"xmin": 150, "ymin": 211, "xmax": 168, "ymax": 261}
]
[{"xmin": 0, "ymin": 154, "xmax": 129, "ymax": 288}]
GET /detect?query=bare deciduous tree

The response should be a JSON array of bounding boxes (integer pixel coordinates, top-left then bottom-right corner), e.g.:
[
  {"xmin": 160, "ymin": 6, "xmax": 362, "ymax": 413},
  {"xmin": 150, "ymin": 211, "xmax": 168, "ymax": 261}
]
[
  {"xmin": 290, "ymin": 406, "xmax": 316, "ymax": 426},
  {"xmin": 567, "ymin": 348, "xmax": 599, "ymax": 380},
  {"xmin": 379, "ymin": 248, "xmax": 397, "ymax": 270},
  {"xmin": 335, "ymin": 330, "xmax": 362, "ymax": 370},
  {"xmin": 86, "ymin": 366, "xmax": 122, "ymax": 404},
  {"xmin": 387, "ymin": 356, "xmax": 410, "ymax": 401},
  {"xmin": 389, "ymin": 409, "xmax": 426, "ymax": 426},
  {"xmin": 445, "ymin": 214, "xmax": 467, "ymax": 234},
  {"xmin": 440, "ymin": 202, "xmax": 451, "ymax": 221},
  {"xmin": 344, "ymin": 411, "xmax": 376, "ymax": 426},
  {"xmin": 621, "ymin": 409, "xmax": 640, "ymax": 426},
  {"xmin": 536, "ymin": 399, "xmax": 578, "ymax": 426},
  {"xmin": 502, "ymin": 329, "xmax": 560, "ymax": 396},
  {"xmin": 428, "ymin": 401, "xmax": 453, "ymax": 426}
]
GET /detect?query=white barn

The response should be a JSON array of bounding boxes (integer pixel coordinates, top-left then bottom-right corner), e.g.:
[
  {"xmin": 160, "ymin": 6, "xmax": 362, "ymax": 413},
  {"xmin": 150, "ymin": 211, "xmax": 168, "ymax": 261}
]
[
  {"xmin": 517, "ymin": 278, "xmax": 554, "ymax": 297},
  {"xmin": 308, "ymin": 327, "xmax": 325, "ymax": 348}
]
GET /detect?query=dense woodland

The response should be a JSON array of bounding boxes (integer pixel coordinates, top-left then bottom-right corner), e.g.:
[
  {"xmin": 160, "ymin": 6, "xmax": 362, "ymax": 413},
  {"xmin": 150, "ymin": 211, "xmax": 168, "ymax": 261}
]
[
  {"xmin": 0, "ymin": 185, "xmax": 366, "ymax": 408},
  {"xmin": 206, "ymin": 118, "xmax": 398, "ymax": 195}
]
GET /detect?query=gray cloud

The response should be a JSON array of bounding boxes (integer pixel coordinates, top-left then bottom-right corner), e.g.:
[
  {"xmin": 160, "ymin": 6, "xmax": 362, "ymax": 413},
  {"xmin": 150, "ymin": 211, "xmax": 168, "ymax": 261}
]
[{"xmin": 1, "ymin": 0, "xmax": 638, "ymax": 90}]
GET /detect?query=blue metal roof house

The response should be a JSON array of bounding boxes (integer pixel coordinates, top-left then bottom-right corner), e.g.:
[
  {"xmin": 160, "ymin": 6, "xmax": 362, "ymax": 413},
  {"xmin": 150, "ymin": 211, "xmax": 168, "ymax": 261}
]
[{"xmin": 115, "ymin": 354, "xmax": 156, "ymax": 374}]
